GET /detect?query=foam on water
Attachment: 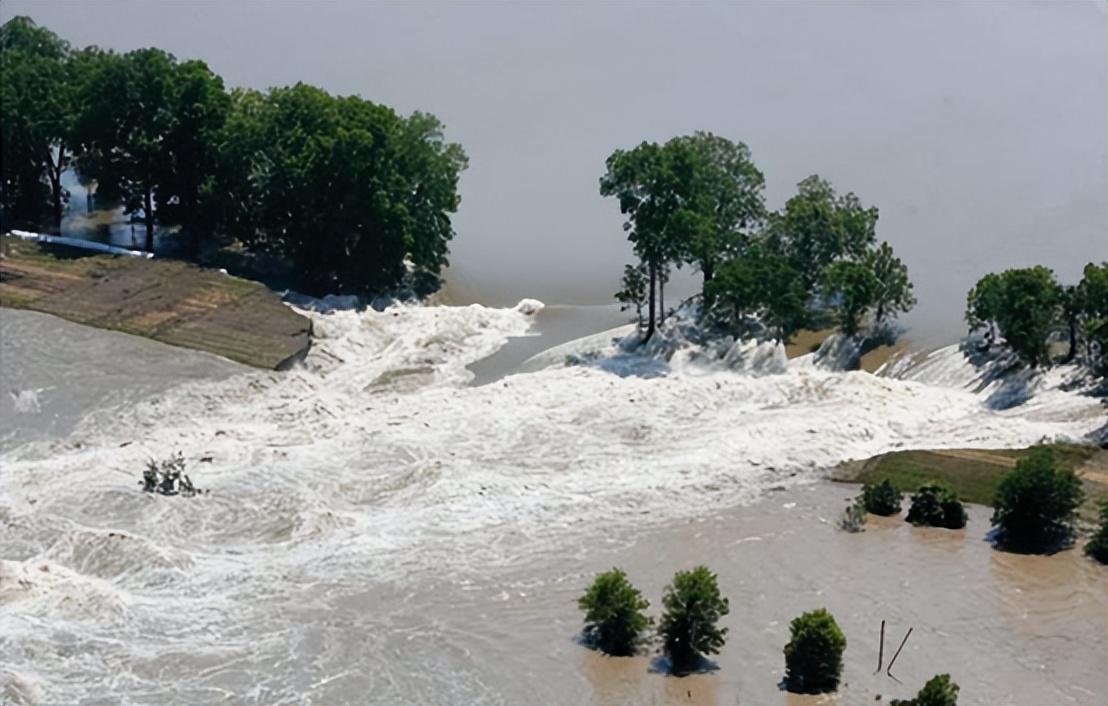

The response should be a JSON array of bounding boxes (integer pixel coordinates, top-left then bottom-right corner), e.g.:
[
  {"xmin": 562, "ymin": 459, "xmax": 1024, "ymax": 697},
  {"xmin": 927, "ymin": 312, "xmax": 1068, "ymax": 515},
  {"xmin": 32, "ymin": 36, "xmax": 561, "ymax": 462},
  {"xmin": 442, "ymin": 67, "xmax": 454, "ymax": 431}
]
[{"xmin": 0, "ymin": 300, "xmax": 1103, "ymax": 702}]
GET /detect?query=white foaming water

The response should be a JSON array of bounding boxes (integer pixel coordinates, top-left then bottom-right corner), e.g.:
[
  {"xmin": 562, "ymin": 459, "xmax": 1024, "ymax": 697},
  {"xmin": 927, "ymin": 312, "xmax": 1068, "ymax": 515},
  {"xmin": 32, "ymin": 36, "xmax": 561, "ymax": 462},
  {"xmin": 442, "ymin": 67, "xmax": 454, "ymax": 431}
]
[{"xmin": 0, "ymin": 300, "xmax": 1103, "ymax": 703}]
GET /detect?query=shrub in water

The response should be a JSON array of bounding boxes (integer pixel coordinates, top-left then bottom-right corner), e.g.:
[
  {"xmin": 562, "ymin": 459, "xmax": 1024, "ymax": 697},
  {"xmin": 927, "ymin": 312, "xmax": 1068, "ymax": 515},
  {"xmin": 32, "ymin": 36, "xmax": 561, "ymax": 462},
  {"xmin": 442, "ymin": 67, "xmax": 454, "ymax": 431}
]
[
  {"xmin": 578, "ymin": 568, "xmax": 651, "ymax": 656},
  {"xmin": 992, "ymin": 446, "xmax": 1083, "ymax": 548},
  {"xmin": 862, "ymin": 479, "xmax": 902, "ymax": 515},
  {"xmin": 657, "ymin": 565, "xmax": 729, "ymax": 671},
  {"xmin": 906, "ymin": 484, "xmax": 967, "ymax": 529},
  {"xmin": 139, "ymin": 452, "xmax": 204, "ymax": 496},
  {"xmin": 783, "ymin": 608, "xmax": 846, "ymax": 693},
  {"xmin": 840, "ymin": 496, "xmax": 867, "ymax": 533},
  {"xmin": 1085, "ymin": 499, "xmax": 1108, "ymax": 564},
  {"xmin": 891, "ymin": 673, "xmax": 960, "ymax": 706}
]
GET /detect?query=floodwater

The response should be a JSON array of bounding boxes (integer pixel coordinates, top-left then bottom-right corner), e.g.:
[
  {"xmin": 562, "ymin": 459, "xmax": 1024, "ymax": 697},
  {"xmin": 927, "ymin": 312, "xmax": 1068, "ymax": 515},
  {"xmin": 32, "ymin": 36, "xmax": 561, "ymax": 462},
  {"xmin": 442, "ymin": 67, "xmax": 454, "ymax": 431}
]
[{"xmin": 1, "ymin": 302, "xmax": 1105, "ymax": 705}]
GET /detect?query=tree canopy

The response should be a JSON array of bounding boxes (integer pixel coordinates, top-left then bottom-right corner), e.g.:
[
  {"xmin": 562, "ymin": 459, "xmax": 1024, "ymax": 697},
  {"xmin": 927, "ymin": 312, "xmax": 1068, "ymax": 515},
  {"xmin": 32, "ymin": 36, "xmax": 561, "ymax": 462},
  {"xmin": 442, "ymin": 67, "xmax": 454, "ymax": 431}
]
[{"xmin": 1, "ymin": 16, "xmax": 467, "ymax": 297}]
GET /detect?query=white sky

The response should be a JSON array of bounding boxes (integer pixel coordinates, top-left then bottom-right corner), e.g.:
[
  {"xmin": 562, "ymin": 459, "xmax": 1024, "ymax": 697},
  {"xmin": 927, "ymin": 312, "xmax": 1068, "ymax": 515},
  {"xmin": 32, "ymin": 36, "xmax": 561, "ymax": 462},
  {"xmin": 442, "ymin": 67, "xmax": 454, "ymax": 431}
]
[{"xmin": 4, "ymin": 0, "xmax": 1106, "ymax": 337}]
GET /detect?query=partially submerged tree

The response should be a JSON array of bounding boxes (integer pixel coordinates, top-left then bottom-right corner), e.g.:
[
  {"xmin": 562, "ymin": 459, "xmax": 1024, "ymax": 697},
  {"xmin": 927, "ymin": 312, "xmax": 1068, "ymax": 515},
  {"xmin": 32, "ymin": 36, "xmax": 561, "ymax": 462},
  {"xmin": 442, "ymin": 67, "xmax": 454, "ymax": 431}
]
[
  {"xmin": 991, "ymin": 446, "xmax": 1083, "ymax": 549},
  {"xmin": 783, "ymin": 608, "xmax": 846, "ymax": 693},
  {"xmin": 905, "ymin": 484, "xmax": 967, "ymax": 529},
  {"xmin": 705, "ymin": 243, "xmax": 808, "ymax": 341},
  {"xmin": 578, "ymin": 568, "xmax": 652, "ymax": 656},
  {"xmin": 140, "ymin": 452, "xmax": 204, "ymax": 497},
  {"xmin": 861, "ymin": 479, "xmax": 902, "ymax": 516},
  {"xmin": 964, "ymin": 266, "xmax": 1063, "ymax": 367},
  {"xmin": 891, "ymin": 674, "xmax": 960, "ymax": 706},
  {"xmin": 657, "ymin": 566, "xmax": 729, "ymax": 672},
  {"xmin": 615, "ymin": 263, "xmax": 648, "ymax": 327}
]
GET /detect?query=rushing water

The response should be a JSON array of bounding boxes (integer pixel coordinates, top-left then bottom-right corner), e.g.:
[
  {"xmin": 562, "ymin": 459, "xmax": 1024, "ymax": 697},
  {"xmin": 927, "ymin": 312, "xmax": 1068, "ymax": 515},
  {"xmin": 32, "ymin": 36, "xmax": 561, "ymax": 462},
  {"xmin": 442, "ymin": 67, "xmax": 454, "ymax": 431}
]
[{"xmin": 0, "ymin": 301, "xmax": 1104, "ymax": 705}]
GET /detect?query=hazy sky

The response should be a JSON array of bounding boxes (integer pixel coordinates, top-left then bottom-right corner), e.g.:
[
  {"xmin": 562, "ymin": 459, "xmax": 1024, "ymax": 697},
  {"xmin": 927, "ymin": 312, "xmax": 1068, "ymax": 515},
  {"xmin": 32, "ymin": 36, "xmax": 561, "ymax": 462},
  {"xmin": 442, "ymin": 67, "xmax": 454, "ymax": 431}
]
[{"xmin": 4, "ymin": 1, "xmax": 1106, "ymax": 336}]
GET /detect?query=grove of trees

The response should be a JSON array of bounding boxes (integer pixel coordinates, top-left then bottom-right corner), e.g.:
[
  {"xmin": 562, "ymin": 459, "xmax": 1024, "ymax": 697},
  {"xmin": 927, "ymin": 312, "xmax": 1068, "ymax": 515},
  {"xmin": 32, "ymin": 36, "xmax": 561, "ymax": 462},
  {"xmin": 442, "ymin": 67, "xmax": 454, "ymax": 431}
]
[
  {"xmin": 600, "ymin": 133, "xmax": 916, "ymax": 343},
  {"xmin": 1, "ymin": 16, "xmax": 467, "ymax": 296},
  {"xmin": 966, "ymin": 262, "xmax": 1108, "ymax": 371}
]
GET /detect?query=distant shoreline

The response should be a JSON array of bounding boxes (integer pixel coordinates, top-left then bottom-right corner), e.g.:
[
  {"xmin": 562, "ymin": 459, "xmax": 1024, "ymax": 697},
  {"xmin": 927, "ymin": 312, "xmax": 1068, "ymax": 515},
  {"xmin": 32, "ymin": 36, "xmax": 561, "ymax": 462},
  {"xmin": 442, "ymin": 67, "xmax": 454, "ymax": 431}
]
[{"xmin": 0, "ymin": 234, "xmax": 311, "ymax": 370}]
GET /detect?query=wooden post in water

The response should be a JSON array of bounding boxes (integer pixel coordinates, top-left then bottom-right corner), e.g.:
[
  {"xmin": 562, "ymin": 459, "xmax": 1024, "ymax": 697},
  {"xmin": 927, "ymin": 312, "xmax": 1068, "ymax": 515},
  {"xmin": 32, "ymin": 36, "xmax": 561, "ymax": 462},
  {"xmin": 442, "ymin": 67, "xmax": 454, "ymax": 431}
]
[
  {"xmin": 876, "ymin": 619, "xmax": 885, "ymax": 672},
  {"xmin": 886, "ymin": 627, "xmax": 913, "ymax": 677}
]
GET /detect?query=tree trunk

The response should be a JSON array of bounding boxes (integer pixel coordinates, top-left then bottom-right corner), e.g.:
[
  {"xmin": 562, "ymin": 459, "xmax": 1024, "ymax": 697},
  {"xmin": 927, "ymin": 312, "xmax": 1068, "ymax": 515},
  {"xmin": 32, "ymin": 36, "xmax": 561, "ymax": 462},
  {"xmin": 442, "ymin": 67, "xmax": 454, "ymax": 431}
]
[
  {"xmin": 1064, "ymin": 317, "xmax": 1077, "ymax": 363},
  {"xmin": 644, "ymin": 261, "xmax": 657, "ymax": 343},
  {"xmin": 47, "ymin": 148, "xmax": 64, "ymax": 234},
  {"xmin": 143, "ymin": 188, "xmax": 155, "ymax": 253},
  {"xmin": 659, "ymin": 271, "xmax": 665, "ymax": 327},
  {"xmin": 702, "ymin": 259, "xmax": 714, "ymax": 289}
]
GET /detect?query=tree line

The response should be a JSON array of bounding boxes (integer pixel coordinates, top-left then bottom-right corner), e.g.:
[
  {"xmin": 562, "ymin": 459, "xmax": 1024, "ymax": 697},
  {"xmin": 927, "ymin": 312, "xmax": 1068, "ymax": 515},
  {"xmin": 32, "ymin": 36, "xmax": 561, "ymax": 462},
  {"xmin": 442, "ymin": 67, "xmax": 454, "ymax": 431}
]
[
  {"xmin": 600, "ymin": 132, "xmax": 916, "ymax": 343},
  {"xmin": 966, "ymin": 263, "xmax": 1108, "ymax": 371},
  {"xmin": 0, "ymin": 16, "xmax": 467, "ymax": 296}
]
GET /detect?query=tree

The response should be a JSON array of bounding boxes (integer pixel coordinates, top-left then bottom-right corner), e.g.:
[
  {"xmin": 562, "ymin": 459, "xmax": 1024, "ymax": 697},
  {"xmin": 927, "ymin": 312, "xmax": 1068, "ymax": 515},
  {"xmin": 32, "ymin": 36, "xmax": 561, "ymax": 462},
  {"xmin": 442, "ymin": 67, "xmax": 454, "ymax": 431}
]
[
  {"xmin": 865, "ymin": 242, "xmax": 916, "ymax": 325},
  {"xmin": 657, "ymin": 566, "xmax": 729, "ymax": 672},
  {"xmin": 861, "ymin": 479, "xmax": 901, "ymax": 516},
  {"xmin": 1076, "ymin": 262, "xmax": 1108, "ymax": 370},
  {"xmin": 578, "ymin": 568, "xmax": 652, "ymax": 656},
  {"xmin": 0, "ymin": 16, "xmax": 75, "ymax": 231},
  {"xmin": 823, "ymin": 259, "xmax": 879, "ymax": 336},
  {"xmin": 905, "ymin": 484, "xmax": 967, "ymax": 529},
  {"xmin": 891, "ymin": 674, "xmax": 960, "ymax": 706},
  {"xmin": 763, "ymin": 175, "xmax": 877, "ymax": 293},
  {"xmin": 991, "ymin": 446, "xmax": 1084, "ymax": 548},
  {"xmin": 615, "ymin": 263, "xmax": 648, "ymax": 327},
  {"xmin": 1085, "ymin": 500, "xmax": 1108, "ymax": 564},
  {"xmin": 665, "ymin": 132, "xmax": 765, "ymax": 289},
  {"xmin": 706, "ymin": 243, "xmax": 808, "ymax": 340},
  {"xmin": 74, "ymin": 47, "xmax": 180, "ymax": 251},
  {"xmin": 783, "ymin": 608, "xmax": 846, "ymax": 693},
  {"xmin": 964, "ymin": 267, "xmax": 1063, "ymax": 367}
]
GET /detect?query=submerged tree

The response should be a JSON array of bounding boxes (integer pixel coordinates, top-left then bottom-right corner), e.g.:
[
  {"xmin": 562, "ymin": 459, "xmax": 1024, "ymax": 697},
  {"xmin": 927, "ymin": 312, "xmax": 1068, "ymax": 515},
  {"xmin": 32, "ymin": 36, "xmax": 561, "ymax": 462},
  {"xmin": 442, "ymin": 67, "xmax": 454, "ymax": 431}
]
[
  {"xmin": 991, "ymin": 446, "xmax": 1083, "ymax": 549},
  {"xmin": 657, "ymin": 566, "xmax": 730, "ymax": 672},
  {"xmin": 783, "ymin": 608, "xmax": 846, "ymax": 693},
  {"xmin": 964, "ymin": 266, "xmax": 1063, "ymax": 367},
  {"xmin": 578, "ymin": 568, "xmax": 652, "ymax": 655}
]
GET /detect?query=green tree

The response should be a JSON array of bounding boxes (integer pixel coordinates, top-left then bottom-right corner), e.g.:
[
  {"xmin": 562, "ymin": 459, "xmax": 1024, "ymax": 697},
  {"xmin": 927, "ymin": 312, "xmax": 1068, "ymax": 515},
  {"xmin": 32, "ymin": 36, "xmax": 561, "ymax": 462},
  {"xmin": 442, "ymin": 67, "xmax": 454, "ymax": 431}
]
[
  {"xmin": 706, "ymin": 243, "xmax": 808, "ymax": 341},
  {"xmin": 865, "ymin": 241, "xmax": 916, "ymax": 325},
  {"xmin": 905, "ymin": 484, "xmax": 967, "ymax": 529},
  {"xmin": 861, "ymin": 479, "xmax": 901, "ymax": 516},
  {"xmin": 783, "ymin": 608, "xmax": 846, "ymax": 693},
  {"xmin": 665, "ymin": 132, "xmax": 765, "ymax": 289},
  {"xmin": 578, "ymin": 568, "xmax": 652, "ymax": 656},
  {"xmin": 657, "ymin": 566, "xmax": 730, "ymax": 672},
  {"xmin": 891, "ymin": 674, "xmax": 960, "ymax": 706},
  {"xmin": 1075, "ymin": 262, "xmax": 1108, "ymax": 370},
  {"xmin": 764, "ymin": 175, "xmax": 877, "ymax": 292},
  {"xmin": 992, "ymin": 446, "xmax": 1084, "ymax": 548},
  {"xmin": 965, "ymin": 267, "xmax": 1063, "ymax": 367},
  {"xmin": 615, "ymin": 263, "xmax": 648, "ymax": 327},
  {"xmin": 74, "ymin": 47, "xmax": 181, "ymax": 251},
  {"xmin": 0, "ymin": 16, "xmax": 75, "ymax": 231},
  {"xmin": 823, "ymin": 259, "xmax": 879, "ymax": 335},
  {"xmin": 1084, "ymin": 500, "xmax": 1108, "ymax": 564}
]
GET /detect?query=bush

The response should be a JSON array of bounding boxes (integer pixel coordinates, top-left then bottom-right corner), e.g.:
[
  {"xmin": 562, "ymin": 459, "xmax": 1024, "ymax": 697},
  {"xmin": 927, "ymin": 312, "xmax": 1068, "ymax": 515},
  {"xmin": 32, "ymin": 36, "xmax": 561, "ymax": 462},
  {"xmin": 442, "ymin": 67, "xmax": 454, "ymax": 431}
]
[
  {"xmin": 992, "ymin": 446, "xmax": 1084, "ymax": 547},
  {"xmin": 840, "ymin": 496, "xmax": 867, "ymax": 533},
  {"xmin": 657, "ymin": 566, "xmax": 729, "ymax": 671},
  {"xmin": 906, "ymin": 484, "xmax": 967, "ymax": 529},
  {"xmin": 891, "ymin": 673, "xmax": 960, "ymax": 706},
  {"xmin": 578, "ymin": 568, "xmax": 651, "ymax": 656},
  {"xmin": 862, "ymin": 479, "xmax": 902, "ymax": 515},
  {"xmin": 139, "ymin": 452, "xmax": 204, "ymax": 496},
  {"xmin": 1085, "ymin": 499, "xmax": 1108, "ymax": 564},
  {"xmin": 783, "ymin": 608, "xmax": 846, "ymax": 693}
]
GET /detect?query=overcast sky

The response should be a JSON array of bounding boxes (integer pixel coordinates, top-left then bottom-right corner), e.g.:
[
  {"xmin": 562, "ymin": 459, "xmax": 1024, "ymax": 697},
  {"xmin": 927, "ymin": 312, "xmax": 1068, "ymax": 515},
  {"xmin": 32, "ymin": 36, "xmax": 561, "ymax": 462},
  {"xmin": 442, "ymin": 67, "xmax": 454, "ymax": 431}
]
[{"xmin": 4, "ymin": 1, "xmax": 1106, "ymax": 336}]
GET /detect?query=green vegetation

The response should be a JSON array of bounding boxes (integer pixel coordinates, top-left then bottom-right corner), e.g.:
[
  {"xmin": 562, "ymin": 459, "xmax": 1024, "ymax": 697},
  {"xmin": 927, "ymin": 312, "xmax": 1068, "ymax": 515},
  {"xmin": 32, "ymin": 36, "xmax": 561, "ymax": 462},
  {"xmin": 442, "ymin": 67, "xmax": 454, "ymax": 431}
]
[
  {"xmin": 657, "ymin": 566, "xmax": 730, "ymax": 671},
  {"xmin": 967, "ymin": 262, "xmax": 1108, "ymax": 372},
  {"xmin": 141, "ymin": 452, "xmax": 204, "ymax": 496},
  {"xmin": 992, "ymin": 446, "xmax": 1084, "ymax": 549},
  {"xmin": 891, "ymin": 674, "xmax": 960, "ymax": 706},
  {"xmin": 861, "ymin": 479, "xmax": 902, "ymax": 516},
  {"xmin": 578, "ymin": 569, "xmax": 652, "ymax": 656},
  {"xmin": 783, "ymin": 608, "xmax": 846, "ymax": 694},
  {"xmin": 905, "ymin": 484, "xmax": 967, "ymax": 529},
  {"xmin": 836, "ymin": 443, "xmax": 1101, "ymax": 509},
  {"xmin": 1085, "ymin": 500, "xmax": 1108, "ymax": 564},
  {"xmin": 840, "ymin": 496, "xmax": 867, "ymax": 533},
  {"xmin": 600, "ymin": 134, "xmax": 914, "ymax": 342},
  {"xmin": 1, "ymin": 16, "xmax": 466, "ymax": 297}
]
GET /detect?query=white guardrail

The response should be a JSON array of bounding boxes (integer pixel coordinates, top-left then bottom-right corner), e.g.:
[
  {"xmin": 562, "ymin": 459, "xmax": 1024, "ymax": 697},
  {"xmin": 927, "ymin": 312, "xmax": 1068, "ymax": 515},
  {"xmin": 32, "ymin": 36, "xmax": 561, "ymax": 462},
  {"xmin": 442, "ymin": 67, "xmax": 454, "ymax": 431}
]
[{"xmin": 7, "ymin": 230, "xmax": 154, "ymax": 258}]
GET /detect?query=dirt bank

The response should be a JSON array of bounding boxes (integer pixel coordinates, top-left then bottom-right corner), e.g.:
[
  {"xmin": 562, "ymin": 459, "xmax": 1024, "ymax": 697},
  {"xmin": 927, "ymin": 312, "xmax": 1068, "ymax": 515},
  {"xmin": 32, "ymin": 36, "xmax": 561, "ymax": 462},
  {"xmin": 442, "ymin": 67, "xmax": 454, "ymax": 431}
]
[{"xmin": 0, "ymin": 235, "xmax": 310, "ymax": 369}]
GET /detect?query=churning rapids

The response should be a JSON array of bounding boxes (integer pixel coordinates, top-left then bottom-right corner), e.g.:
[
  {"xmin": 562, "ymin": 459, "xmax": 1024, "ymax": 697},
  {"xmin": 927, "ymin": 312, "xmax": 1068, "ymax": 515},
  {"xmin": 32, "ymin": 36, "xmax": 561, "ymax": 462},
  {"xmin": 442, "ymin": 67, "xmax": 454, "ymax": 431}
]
[{"xmin": 1, "ymin": 301, "xmax": 1104, "ymax": 705}]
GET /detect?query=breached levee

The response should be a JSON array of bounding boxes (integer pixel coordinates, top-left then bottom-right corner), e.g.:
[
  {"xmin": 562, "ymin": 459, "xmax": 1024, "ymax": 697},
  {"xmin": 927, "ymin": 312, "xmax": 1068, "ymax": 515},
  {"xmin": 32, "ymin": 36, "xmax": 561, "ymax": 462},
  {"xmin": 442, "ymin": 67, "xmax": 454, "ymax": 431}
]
[{"xmin": 0, "ymin": 299, "xmax": 1104, "ymax": 704}]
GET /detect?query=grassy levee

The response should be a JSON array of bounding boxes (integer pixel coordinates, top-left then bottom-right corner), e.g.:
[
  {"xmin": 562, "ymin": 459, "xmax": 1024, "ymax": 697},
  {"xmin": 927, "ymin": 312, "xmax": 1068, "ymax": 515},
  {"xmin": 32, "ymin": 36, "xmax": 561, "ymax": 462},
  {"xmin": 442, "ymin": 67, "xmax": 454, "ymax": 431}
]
[
  {"xmin": 833, "ymin": 444, "xmax": 1108, "ymax": 524},
  {"xmin": 0, "ymin": 234, "xmax": 311, "ymax": 369}
]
